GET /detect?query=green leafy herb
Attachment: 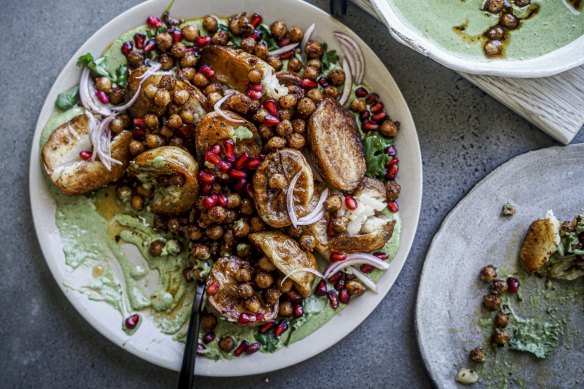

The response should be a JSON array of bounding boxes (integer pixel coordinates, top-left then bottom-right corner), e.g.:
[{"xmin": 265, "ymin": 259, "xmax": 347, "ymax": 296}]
[
  {"xmin": 218, "ymin": 23, "xmax": 229, "ymax": 32},
  {"xmin": 76, "ymin": 53, "xmax": 111, "ymax": 78},
  {"xmin": 55, "ymin": 87, "xmax": 79, "ymax": 110},
  {"xmin": 363, "ymin": 133, "xmax": 393, "ymax": 180},
  {"xmin": 254, "ymin": 331, "xmax": 280, "ymax": 352},
  {"xmin": 508, "ymin": 318, "xmax": 560, "ymax": 359},
  {"xmin": 321, "ymin": 43, "xmax": 339, "ymax": 71},
  {"xmin": 146, "ymin": 29, "xmax": 156, "ymax": 39},
  {"xmin": 157, "ymin": 25, "xmax": 168, "ymax": 34},
  {"xmin": 115, "ymin": 65, "xmax": 129, "ymax": 88},
  {"xmin": 164, "ymin": 0, "xmax": 175, "ymax": 13},
  {"xmin": 258, "ymin": 24, "xmax": 279, "ymax": 51}
]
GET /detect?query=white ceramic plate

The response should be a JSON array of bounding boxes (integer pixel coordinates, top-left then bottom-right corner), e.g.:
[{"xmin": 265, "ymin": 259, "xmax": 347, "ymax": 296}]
[
  {"xmin": 29, "ymin": 0, "xmax": 422, "ymax": 377},
  {"xmin": 370, "ymin": 0, "xmax": 584, "ymax": 78},
  {"xmin": 416, "ymin": 144, "xmax": 584, "ymax": 388}
]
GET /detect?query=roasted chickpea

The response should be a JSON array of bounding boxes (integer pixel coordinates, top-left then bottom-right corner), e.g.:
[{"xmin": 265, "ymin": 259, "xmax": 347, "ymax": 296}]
[
  {"xmin": 238, "ymin": 283, "xmax": 255, "ymax": 299},
  {"xmin": 143, "ymin": 83, "xmax": 158, "ymax": 99},
  {"xmin": 241, "ymin": 37, "xmax": 257, "ymax": 53},
  {"xmin": 219, "ymin": 337, "xmax": 235, "ymax": 352},
  {"xmin": 270, "ymin": 20, "xmax": 287, "ymax": 39},
  {"xmin": 142, "ymin": 114, "xmax": 158, "ymax": 129},
  {"xmin": 266, "ymin": 136, "xmax": 287, "ymax": 151},
  {"xmin": 160, "ymin": 126, "xmax": 174, "ymax": 138},
  {"xmin": 328, "ymin": 69, "xmax": 346, "ymax": 86},
  {"xmin": 305, "ymin": 40, "xmax": 323, "ymax": 59},
  {"xmin": 245, "ymin": 297, "xmax": 261, "ymax": 313},
  {"xmin": 130, "ymin": 195, "xmax": 144, "ymax": 211},
  {"xmin": 169, "ymin": 136, "xmax": 184, "ymax": 147},
  {"xmin": 501, "ymin": 13, "xmax": 518, "ymax": 29},
  {"xmin": 492, "ymin": 328, "xmax": 510, "ymax": 346},
  {"xmin": 306, "ymin": 88, "xmax": 323, "ymax": 104},
  {"xmin": 470, "ymin": 347, "xmax": 487, "ymax": 363},
  {"xmin": 177, "ymin": 68, "xmax": 195, "ymax": 82},
  {"xmin": 201, "ymin": 314, "xmax": 217, "ymax": 332},
  {"xmin": 95, "ymin": 77, "xmax": 112, "ymax": 93},
  {"xmin": 191, "ymin": 243, "xmax": 210, "ymax": 260},
  {"xmin": 116, "ymin": 185, "xmax": 132, "ymax": 202},
  {"xmin": 250, "ymin": 216, "xmax": 265, "ymax": 232},
  {"xmin": 193, "ymin": 73, "xmax": 209, "ymax": 88},
  {"xmin": 491, "ymin": 279, "xmax": 508, "ymax": 294},
  {"xmin": 167, "ymin": 218, "xmax": 181, "ymax": 234},
  {"xmin": 149, "ymin": 240, "xmax": 165, "ymax": 257},
  {"xmin": 182, "ymin": 25, "xmax": 199, "ymax": 42},
  {"xmin": 350, "ymin": 98, "xmax": 367, "ymax": 113},
  {"xmin": 292, "ymin": 119, "xmax": 306, "ymax": 134},
  {"xmin": 236, "ymin": 267, "xmax": 252, "ymax": 283},
  {"xmin": 156, "ymin": 32, "xmax": 173, "ymax": 52},
  {"xmin": 258, "ymin": 256, "xmax": 276, "ymax": 272},
  {"xmin": 324, "ymin": 194, "xmax": 342, "ymax": 211},
  {"xmin": 129, "ymin": 140, "xmax": 145, "ymax": 156},
  {"xmin": 258, "ymin": 125, "xmax": 274, "ymax": 139},
  {"xmin": 180, "ymin": 53, "xmax": 198, "ymax": 67},
  {"xmin": 247, "ymin": 70, "xmax": 263, "ymax": 85},
  {"xmin": 296, "ymin": 97, "xmax": 316, "ymax": 117},
  {"xmin": 332, "ymin": 216, "xmax": 349, "ymax": 233},
  {"xmin": 170, "ymin": 90, "xmax": 189, "ymax": 106},
  {"xmin": 278, "ymin": 277, "xmax": 293, "ymax": 293},
  {"xmin": 254, "ymin": 44, "xmax": 269, "ymax": 60},
  {"xmin": 288, "ymin": 57, "xmax": 303, "ymax": 72},
  {"xmin": 158, "ymin": 54, "xmax": 175, "ymax": 70},
  {"xmin": 287, "ymin": 133, "xmax": 305, "ymax": 150},
  {"xmin": 236, "ymin": 242, "xmax": 251, "ymax": 257},
  {"xmin": 485, "ymin": 0, "xmax": 505, "ymax": 13},
  {"xmin": 233, "ymin": 219, "xmax": 251, "ymax": 238},
  {"xmin": 514, "ymin": 0, "xmax": 530, "ymax": 6},
  {"xmin": 154, "ymin": 89, "xmax": 171, "ymax": 107},
  {"xmin": 109, "ymin": 87, "xmax": 125, "ymax": 105},
  {"xmin": 304, "ymin": 66, "xmax": 319, "ymax": 80},
  {"xmin": 306, "ymin": 59, "xmax": 322, "ymax": 70},
  {"xmin": 299, "ymin": 234, "xmax": 316, "ymax": 251},
  {"xmin": 167, "ymin": 113, "xmax": 183, "ymax": 129},
  {"xmin": 483, "ymin": 294, "xmax": 501, "ymax": 311},
  {"xmin": 484, "ymin": 40, "xmax": 503, "ymax": 57},
  {"xmin": 278, "ymin": 94, "xmax": 297, "ymax": 110},
  {"xmin": 203, "ymin": 15, "xmax": 218, "ymax": 33},
  {"xmin": 158, "ymin": 75, "xmax": 176, "ymax": 91},
  {"xmin": 386, "ymin": 181, "xmax": 401, "ymax": 202},
  {"xmin": 241, "ymin": 199, "xmax": 254, "ymax": 215},
  {"xmin": 485, "ymin": 26, "xmax": 505, "ymax": 41},
  {"xmin": 271, "ymin": 119, "xmax": 292, "ymax": 138},
  {"xmin": 495, "ymin": 311, "xmax": 510, "ymax": 328},
  {"xmin": 265, "ymin": 288, "xmax": 282, "ymax": 305},
  {"xmin": 127, "ymin": 50, "xmax": 145, "ymax": 67},
  {"xmin": 227, "ymin": 193, "xmax": 242, "ymax": 209},
  {"xmin": 255, "ymin": 272, "xmax": 274, "ymax": 289},
  {"xmin": 288, "ymin": 26, "xmax": 304, "ymax": 43},
  {"xmin": 479, "ymin": 265, "xmax": 497, "ymax": 283},
  {"xmin": 380, "ymin": 120, "xmax": 400, "ymax": 138},
  {"xmin": 346, "ymin": 280, "xmax": 366, "ymax": 296},
  {"xmin": 323, "ymin": 86, "xmax": 339, "ymax": 98},
  {"xmin": 212, "ymin": 31, "xmax": 229, "ymax": 45},
  {"xmin": 170, "ymin": 42, "xmax": 186, "ymax": 58},
  {"xmin": 267, "ymin": 56, "xmax": 283, "ymax": 71},
  {"xmin": 184, "ymin": 225, "xmax": 202, "ymax": 241},
  {"xmin": 207, "ymin": 225, "xmax": 224, "ymax": 240},
  {"xmin": 145, "ymin": 133, "xmax": 163, "ymax": 148},
  {"xmin": 208, "ymin": 206, "xmax": 227, "ymax": 224},
  {"xmin": 204, "ymin": 83, "xmax": 223, "ymax": 96},
  {"xmin": 207, "ymin": 92, "xmax": 223, "ymax": 106},
  {"xmin": 136, "ymin": 185, "xmax": 152, "ymax": 198},
  {"xmin": 226, "ymin": 93, "xmax": 253, "ymax": 114},
  {"xmin": 110, "ymin": 117, "xmax": 125, "ymax": 133},
  {"xmin": 279, "ymin": 301, "xmax": 293, "ymax": 316}
]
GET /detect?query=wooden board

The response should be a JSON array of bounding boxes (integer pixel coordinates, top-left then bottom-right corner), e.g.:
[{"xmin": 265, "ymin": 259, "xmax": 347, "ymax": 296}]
[{"xmin": 351, "ymin": 0, "xmax": 584, "ymax": 144}]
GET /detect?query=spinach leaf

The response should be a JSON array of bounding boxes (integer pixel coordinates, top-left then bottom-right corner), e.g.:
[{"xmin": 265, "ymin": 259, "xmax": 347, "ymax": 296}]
[
  {"xmin": 362, "ymin": 133, "xmax": 393, "ymax": 180},
  {"xmin": 321, "ymin": 43, "xmax": 339, "ymax": 71},
  {"xmin": 254, "ymin": 331, "xmax": 280, "ymax": 352},
  {"xmin": 76, "ymin": 52, "xmax": 111, "ymax": 78},
  {"xmin": 55, "ymin": 87, "xmax": 79, "ymax": 110},
  {"xmin": 258, "ymin": 24, "xmax": 278, "ymax": 51},
  {"xmin": 115, "ymin": 65, "xmax": 129, "ymax": 88}
]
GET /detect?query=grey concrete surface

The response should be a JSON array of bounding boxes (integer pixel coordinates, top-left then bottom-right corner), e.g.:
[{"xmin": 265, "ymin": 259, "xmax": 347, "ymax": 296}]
[{"xmin": 0, "ymin": 0, "xmax": 581, "ymax": 388}]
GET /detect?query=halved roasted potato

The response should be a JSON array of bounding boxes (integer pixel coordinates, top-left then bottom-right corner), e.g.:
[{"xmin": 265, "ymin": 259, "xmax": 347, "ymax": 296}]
[
  {"xmin": 42, "ymin": 114, "xmax": 132, "ymax": 196},
  {"xmin": 128, "ymin": 146, "xmax": 199, "ymax": 215},
  {"xmin": 253, "ymin": 148, "xmax": 314, "ymax": 228},
  {"xmin": 206, "ymin": 256, "xmax": 278, "ymax": 326},
  {"xmin": 308, "ymin": 98, "xmax": 366, "ymax": 191},
  {"xmin": 275, "ymin": 71, "xmax": 302, "ymax": 86},
  {"xmin": 249, "ymin": 231, "xmax": 318, "ymax": 298},
  {"xmin": 520, "ymin": 213, "xmax": 560, "ymax": 273}
]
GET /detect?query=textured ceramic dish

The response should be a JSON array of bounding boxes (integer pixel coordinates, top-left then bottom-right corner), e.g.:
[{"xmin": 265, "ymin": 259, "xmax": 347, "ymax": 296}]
[
  {"xmin": 416, "ymin": 144, "xmax": 584, "ymax": 388},
  {"xmin": 370, "ymin": 0, "xmax": 584, "ymax": 78},
  {"xmin": 29, "ymin": 0, "xmax": 422, "ymax": 377}
]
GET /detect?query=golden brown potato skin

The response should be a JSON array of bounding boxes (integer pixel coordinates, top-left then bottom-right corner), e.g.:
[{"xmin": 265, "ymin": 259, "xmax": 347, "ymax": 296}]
[
  {"xmin": 328, "ymin": 220, "xmax": 396, "ymax": 254},
  {"xmin": 206, "ymin": 256, "xmax": 277, "ymax": 326},
  {"xmin": 520, "ymin": 219, "xmax": 558, "ymax": 273},
  {"xmin": 308, "ymin": 98, "xmax": 366, "ymax": 191},
  {"xmin": 42, "ymin": 114, "xmax": 132, "ymax": 196},
  {"xmin": 249, "ymin": 231, "xmax": 317, "ymax": 298}
]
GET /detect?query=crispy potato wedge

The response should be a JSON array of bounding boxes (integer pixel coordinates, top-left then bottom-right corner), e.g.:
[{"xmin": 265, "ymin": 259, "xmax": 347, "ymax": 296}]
[
  {"xmin": 249, "ymin": 231, "xmax": 318, "ymax": 298},
  {"xmin": 42, "ymin": 114, "xmax": 132, "ymax": 196},
  {"xmin": 520, "ymin": 218, "xmax": 559, "ymax": 273},
  {"xmin": 253, "ymin": 148, "xmax": 314, "ymax": 228},
  {"xmin": 308, "ymin": 98, "xmax": 366, "ymax": 191},
  {"xmin": 328, "ymin": 221, "xmax": 396, "ymax": 254},
  {"xmin": 194, "ymin": 111, "xmax": 262, "ymax": 164},
  {"xmin": 128, "ymin": 146, "xmax": 199, "ymax": 215},
  {"xmin": 206, "ymin": 256, "xmax": 277, "ymax": 326}
]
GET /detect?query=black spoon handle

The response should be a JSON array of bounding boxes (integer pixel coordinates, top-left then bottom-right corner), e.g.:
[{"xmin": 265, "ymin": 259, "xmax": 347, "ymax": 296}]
[{"xmin": 177, "ymin": 285, "xmax": 205, "ymax": 389}]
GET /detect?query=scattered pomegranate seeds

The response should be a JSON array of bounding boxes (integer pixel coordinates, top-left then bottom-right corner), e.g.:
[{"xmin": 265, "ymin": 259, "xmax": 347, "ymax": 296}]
[
  {"xmin": 388, "ymin": 157, "xmax": 399, "ymax": 166},
  {"xmin": 365, "ymin": 93, "xmax": 379, "ymax": 105},
  {"xmin": 238, "ymin": 313, "xmax": 257, "ymax": 324},
  {"xmin": 207, "ymin": 280, "xmax": 220, "ymax": 295},
  {"xmin": 133, "ymin": 127, "xmax": 145, "ymax": 138},
  {"xmin": 247, "ymin": 89, "xmax": 263, "ymax": 100},
  {"xmin": 195, "ymin": 36, "xmax": 211, "ymax": 47},
  {"xmin": 264, "ymin": 114, "xmax": 280, "ymax": 127},
  {"xmin": 245, "ymin": 342, "xmax": 262, "ymax": 354},
  {"xmin": 168, "ymin": 27, "xmax": 182, "ymax": 42},
  {"xmin": 196, "ymin": 343, "xmax": 206, "ymax": 355},
  {"xmin": 201, "ymin": 183, "xmax": 212, "ymax": 194},
  {"xmin": 244, "ymin": 185, "xmax": 254, "ymax": 199},
  {"xmin": 363, "ymin": 120, "xmax": 380, "ymax": 132},
  {"xmin": 388, "ymin": 201, "xmax": 399, "ymax": 213},
  {"xmin": 374, "ymin": 252, "xmax": 389, "ymax": 260},
  {"xmin": 133, "ymin": 117, "xmax": 145, "ymax": 127},
  {"xmin": 328, "ymin": 271, "xmax": 343, "ymax": 284},
  {"xmin": 314, "ymin": 280, "xmax": 327, "ymax": 296},
  {"xmin": 146, "ymin": 16, "xmax": 163, "ymax": 28},
  {"xmin": 345, "ymin": 273, "xmax": 357, "ymax": 281},
  {"xmin": 279, "ymin": 51, "xmax": 294, "ymax": 60},
  {"xmin": 355, "ymin": 87, "xmax": 368, "ymax": 98},
  {"xmin": 370, "ymin": 102, "xmax": 384, "ymax": 114},
  {"xmin": 387, "ymin": 163, "xmax": 398, "ymax": 181},
  {"xmin": 263, "ymin": 99, "xmax": 278, "ymax": 116},
  {"xmin": 277, "ymin": 37, "xmax": 291, "ymax": 47},
  {"xmin": 202, "ymin": 194, "xmax": 219, "ymax": 209},
  {"xmin": 133, "ymin": 33, "xmax": 145, "ymax": 49},
  {"xmin": 217, "ymin": 193, "xmax": 228, "ymax": 207},
  {"xmin": 79, "ymin": 151, "xmax": 92, "ymax": 160},
  {"xmin": 199, "ymin": 65, "xmax": 215, "ymax": 78},
  {"xmin": 198, "ymin": 171, "xmax": 216, "ymax": 184},
  {"xmin": 217, "ymin": 160, "xmax": 232, "ymax": 173},
  {"xmin": 506, "ymin": 277, "xmax": 520, "ymax": 294},
  {"xmin": 95, "ymin": 90, "xmax": 109, "ymax": 104},
  {"xmin": 359, "ymin": 111, "xmax": 370, "ymax": 122},
  {"xmin": 250, "ymin": 13, "xmax": 263, "ymax": 27},
  {"xmin": 121, "ymin": 41, "xmax": 133, "ymax": 55},
  {"xmin": 182, "ymin": 268, "xmax": 194, "ymax": 282},
  {"xmin": 317, "ymin": 76, "xmax": 330, "ymax": 88},
  {"xmin": 211, "ymin": 143, "xmax": 221, "ymax": 155},
  {"xmin": 328, "ymin": 290, "xmax": 339, "ymax": 309},
  {"xmin": 301, "ymin": 79, "xmax": 318, "ymax": 90},
  {"xmin": 246, "ymin": 157, "xmax": 261, "ymax": 170},
  {"xmin": 360, "ymin": 264, "xmax": 375, "ymax": 273},
  {"xmin": 248, "ymin": 83, "xmax": 263, "ymax": 92},
  {"xmin": 274, "ymin": 320, "xmax": 289, "ymax": 338},
  {"xmin": 259, "ymin": 320, "xmax": 277, "ymax": 334},
  {"xmin": 339, "ymin": 289, "xmax": 350, "ymax": 304},
  {"xmin": 143, "ymin": 39, "xmax": 156, "ymax": 53},
  {"xmin": 234, "ymin": 340, "xmax": 249, "ymax": 356},
  {"xmin": 229, "ymin": 169, "xmax": 247, "ymax": 180},
  {"xmin": 203, "ymin": 332, "xmax": 216, "ymax": 344},
  {"xmin": 372, "ymin": 112, "xmax": 387, "ymax": 123},
  {"xmin": 205, "ymin": 150, "xmax": 221, "ymax": 165},
  {"xmin": 330, "ymin": 252, "xmax": 347, "ymax": 263},
  {"xmin": 233, "ymin": 153, "xmax": 250, "ymax": 170},
  {"xmin": 286, "ymin": 290, "xmax": 303, "ymax": 304},
  {"xmin": 334, "ymin": 279, "xmax": 346, "ymax": 291},
  {"xmin": 234, "ymin": 178, "xmax": 248, "ymax": 191},
  {"xmin": 344, "ymin": 195, "xmax": 358, "ymax": 210},
  {"xmin": 294, "ymin": 304, "xmax": 304, "ymax": 318},
  {"xmin": 255, "ymin": 313, "xmax": 264, "ymax": 321},
  {"xmin": 222, "ymin": 139, "xmax": 236, "ymax": 161},
  {"xmin": 125, "ymin": 314, "xmax": 140, "ymax": 329},
  {"xmin": 249, "ymin": 29, "xmax": 263, "ymax": 41}
]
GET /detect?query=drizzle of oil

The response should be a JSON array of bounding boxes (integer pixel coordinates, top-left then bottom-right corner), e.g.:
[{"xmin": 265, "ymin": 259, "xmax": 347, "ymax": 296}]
[{"xmin": 94, "ymin": 187, "xmax": 127, "ymax": 239}]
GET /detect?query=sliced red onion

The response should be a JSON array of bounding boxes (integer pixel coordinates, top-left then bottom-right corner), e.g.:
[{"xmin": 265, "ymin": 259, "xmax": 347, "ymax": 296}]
[
  {"xmin": 323, "ymin": 253, "xmax": 389, "ymax": 278},
  {"xmin": 79, "ymin": 68, "xmax": 112, "ymax": 116},
  {"xmin": 89, "ymin": 114, "xmax": 122, "ymax": 171},
  {"xmin": 297, "ymin": 187, "xmax": 329, "ymax": 226},
  {"xmin": 297, "ymin": 210, "xmax": 324, "ymax": 226},
  {"xmin": 280, "ymin": 267, "xmax": 324, "ymax": 287},
  {"xmin": 301, "ymin": 23, "xmax": 316, "ymax": 55},
  {"xmin": 286, "ymin": 171, "xmax": 302, "ymax": 228},
  {"xmin": 213, "ymin": 91, "xmax": 246, "ymax": 123},
  {"xmin": 338, "ymin": 58, "xmax": 352, "ymax": 106},
  {"xmin": 348, "ymin": 266, "xmax": 379, "ymax": 294},
  {"xmin": 334, "ymin": 32, "xmax": 365, "ymax": 84},
  {"xmin": 269, "ymin": 42, "xmax": 299, "ymax": 56},
  {"xmin": 66, "ymin": 123, "xmax": 80, "ymax": 140}
]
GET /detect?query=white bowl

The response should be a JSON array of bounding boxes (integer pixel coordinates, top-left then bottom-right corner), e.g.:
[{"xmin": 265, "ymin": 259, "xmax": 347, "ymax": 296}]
[{"xmin": 370, "ymin": 0, "xmax": 584, "ymax": 78}]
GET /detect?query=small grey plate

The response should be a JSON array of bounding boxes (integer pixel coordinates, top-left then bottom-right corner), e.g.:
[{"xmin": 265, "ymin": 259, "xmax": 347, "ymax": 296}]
[{"xmin": 416, "ymin": 144, "xmax": 584, "ymax": 388}]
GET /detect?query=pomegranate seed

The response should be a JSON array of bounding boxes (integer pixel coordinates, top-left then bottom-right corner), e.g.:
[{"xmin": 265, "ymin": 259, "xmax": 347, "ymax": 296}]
[
  {"xmin": 373, "ymin": 112, "xmax": 387, "ymax": 123},
  {"xmin": 246, "ymin": 89, "xmax": 263, "ymax": 100},
  {"xmin": 222, "ymin": 139, "xmax": 236, "ymax": 161},
  {"xmin": 229, "ymin": 169, "xmax": 247, "ymax": 179},
  {"xmin": 317, "ymin": 76, "xmax": 330, "ymax": 88},
  {"xmin": 146, "ymin": 16, "xmax": 163, "ymax": 28},
  {"xmin": 238, "ymin": 313, "xmax": 257, "ymax": 324},
  {"xmin": 143, "ymin": 39, "xmax": 156, "ymax": 53},
  {"xmin": 246, "ymin": 342, "xmax": 261, "ymax": 354},
  {"xmin": 359, "ymin": 111, "xmax": 370, "ymax": 122},
  {"xmin": 199, "ymin": 65, "xmax": 215, "ymax": 78},
  {"xmin": 211, "ymin": 143, "xmax": 221, "ymax": 155},
  {"xmin": 366, "ymin": 93, "xmax": 379, "ymax": 105},
  {"xmin": 125, "ymin": 314, "xmax": 140, "ymax": 329},
  {"xmin": 244, "ymin": 185, "xmax": 254, "ymax": 199},
  {"xmin": 79, "ymin": 151, "xmax": 92, "ymax": 160},
  {"xmin": 246, "ymin": 157, "xmax": 261, "ymax": 170},
  {"xmin": 294, "ymin": 304, "xmax": 304, "ymax": 317},
  {"xmin": 386, "ymin": 145, "xmax": 397, "ymax": 156},
  {"xmin": 374, "ymin": 252, "xmax": 389, "ymax": 260},
  {"xmin": 279, "ymin": 51, "xmax": 294, "ymax": 60},
  {"xmin": 234, "ymin": 340, "xmax": 249, "ymax": 356},
  {"xmin": 388, "ymin": 157, "xmax": 399, "ymax": 166},
  {"xmin": 133, "ymin": 33, "xmax": 146, "ymax": 49},
  {"xmin": 345, "ymin": 273, "xmax": 357, "ymax": 281},
  {"xmin": 259, "ymin": 320, "xmax": 277, "ymax": 334},
  {"xmin": 355, "ymin": 87, "xmax": 368, "ymax": 98},
  {"xmin": 248, "ymin": 83, "xmax": 263, "ymax": 92},
  {"xmin": 234, "ymin": 153, "xmax": 250, "ymax": 169},
  {"xmin": 121, "ymin": 41, "xmax": 133, "ymax": 55},
  {"xmin": 278, "ymin": 37, "xmax": 291, "ymax": 47},
  {"xmin": 363, "ymin": 120, "xmax": 380, "ymax": 132},
  {"xmin": 256, "ymin": 313, "xmax": 265, "ymax": 321},
  {"xmin": 339, "ymin": 289, "xmax": 350, "ymax": 304},
  {"xmin": 198, "ymin": 171, "xmax": 216, "ymax": 184},
  {"xmin": 234, "ymin": 178, "xmax": 248, "ymax": 191},
  {"xmin": 182, "ymin": 268, "xmax": 194, "ymax": 282},
  {"xmin": 314, "ymin": 280, "xmax": 327, "ymax": 296},
  {"xmin": 263, "ymin": 99, "xmax": 278, "ymax": 116},
  {"xmin": 274, "ymin": 320, "xmax": 289, "ymax": 338},
  {"xmin": 344, "ymin": 195, "xmax": 358, "ymax": 210},
  {"xmin": 217, "ymin": 160, "xmax": 232, "ymax": 173},
  {"xmin": 360, "ymin": 264, "xmax": 375, "ymax": 273},
  {"xmin": 202, "ymin": 194, "xmax": 219, "ymax": 209},
  {"xmin": 328, "ymin": 271, "xmax": 343, "ymax": 284},
  {"xmin": 205, "ymin": 150, "xmax": 221, "ymax": 165},
  {"xmin": 251, "ymin": 13, "xmax": 263, "ymax": 27},
  {"xmin": 264, "ymin": 114, "xmax": 280, "ymax": 127},
  {"xmin": 95, "ymin": 90, "xmax": 109, "ymax": 104},
  {"xmin": 179, "ymin": 125, "xmax": 191, "ymax": 137},
  {"xmin": 370, "ymin": 102, "xmax": 384, "ymax": 114},
  {"xmin": 388, "ymin": 201, "xmax": 399, "ymax": 213},
  {"xmin": 250, "ymin": 29, "xmax": 263, "ymax": 41},
  {"xmin": 335, "ymin": 279, "xmax": 346, "ymax": 291},
  {"xmin": 133, "ymin": 127, "xmax": 145, "ymax": 138},
  {"xmin": 387, "ymin": 163, "xmax": 398, "ymax": 180},
  {"xmin": 195, "ymin": 36, "xmax": 211, "ymax": 47},
  {"xmin": 202, "ymin": 183, "xmax": 212, "ymax": 194},
  {"xmin": 328, "ymin": 290, "xmax": 339, "ymax": 309},
  {"xmin": 168, "ymin": 27, "xmax": 182, "ymax": 42},
  {"xmin": 217, "ymin": 193, "xmax": 228, "ymax": 207},
  {"xmin": 330, "ymin": 252, "xmax": 347, "ymax": 263},
  {"xmin": 196, "ymin": 343, "xmax": 206, "ymax": 355},
  {"xmin": 133, "ymin": 117, "xmax": 145, "ymax": 127},
  {"xmin": 507, "ymin": 277, "xmax": 520, "ymax": 294},
  {"xmin": 207, "ymin": 280, "xmax": 220, "ymax": 295},
  {"xmin": 203, "ymin": 332, "xmax": 216, "ymax": 344},
  {"xmin": 286, "ymin": 290, "xmax": 303, "ymax": 303},
  {"xmin": 301, "ymin": 78, "xmax": 318, "ymax": 89}
]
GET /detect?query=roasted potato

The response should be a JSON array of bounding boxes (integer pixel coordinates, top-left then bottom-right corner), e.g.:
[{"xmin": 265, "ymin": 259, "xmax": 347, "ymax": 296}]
[
  {"xmin": 42, "ymin": 114, "xmax": 132, "ymax": 196},
  {"xmin": 328, "ymin": 221, "xmax": 395, "ymax": 253},
  {"xmin": 206, "ymin": 256, "xmax": 278, "ymax": 326},
  {"xmin": 194, "ymin": 111, "xmax": 262, "ymax": 163},
  {"xmin": 520, "ymin": 215, "xmax": 559, "ymax": 273},
  {"xmin": 275, "ymin": 71, "xmax": 302, "ymax": 86},
  {"xmin": 128, "ymin": 146, "xmax": 199, "ymax": 215},
  {"xmin": 249, "ymin": 231, "xmax": 318, "ymax": 298},
  {"xmin": 253, "ymin": 148, "xmax": 314, "ymax": 228},
  {"xmin": 307, "ymin": 98, "xmax": 366, "ymax": 191}
]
